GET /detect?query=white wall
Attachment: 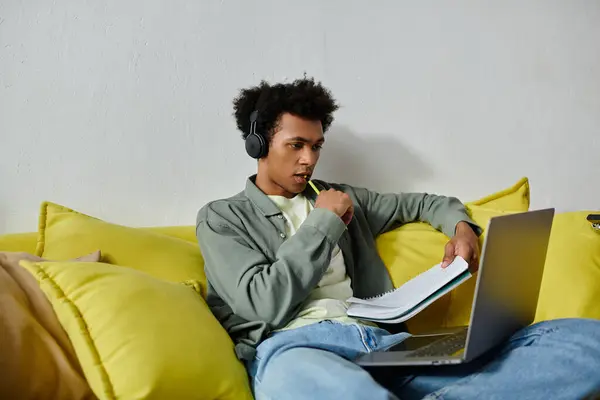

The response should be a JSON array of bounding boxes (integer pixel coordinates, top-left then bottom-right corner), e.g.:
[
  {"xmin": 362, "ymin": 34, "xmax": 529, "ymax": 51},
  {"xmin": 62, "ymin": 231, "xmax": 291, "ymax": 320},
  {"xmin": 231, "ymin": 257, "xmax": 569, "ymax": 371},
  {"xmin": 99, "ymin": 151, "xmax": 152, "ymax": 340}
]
[{"xmin": 1, "ymin": 1, "xmax": 599, "ymax": 234}]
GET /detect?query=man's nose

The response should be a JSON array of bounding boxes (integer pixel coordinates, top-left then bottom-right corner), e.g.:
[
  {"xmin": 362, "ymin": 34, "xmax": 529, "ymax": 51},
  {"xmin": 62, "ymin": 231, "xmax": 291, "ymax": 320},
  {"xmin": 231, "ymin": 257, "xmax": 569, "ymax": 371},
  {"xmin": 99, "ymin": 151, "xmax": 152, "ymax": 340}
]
[{"xmin": 299, "ymin": 147, "xmax": 318, "ymax": 166}]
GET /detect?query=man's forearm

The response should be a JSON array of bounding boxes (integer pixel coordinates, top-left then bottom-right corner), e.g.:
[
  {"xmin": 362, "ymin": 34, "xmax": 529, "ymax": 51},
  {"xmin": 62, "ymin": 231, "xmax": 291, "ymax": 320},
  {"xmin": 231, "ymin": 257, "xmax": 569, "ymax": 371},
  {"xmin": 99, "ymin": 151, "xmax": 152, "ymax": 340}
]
[{"xmin": 350, "ymin": 183, "xmax": 482, "ymax": 237}]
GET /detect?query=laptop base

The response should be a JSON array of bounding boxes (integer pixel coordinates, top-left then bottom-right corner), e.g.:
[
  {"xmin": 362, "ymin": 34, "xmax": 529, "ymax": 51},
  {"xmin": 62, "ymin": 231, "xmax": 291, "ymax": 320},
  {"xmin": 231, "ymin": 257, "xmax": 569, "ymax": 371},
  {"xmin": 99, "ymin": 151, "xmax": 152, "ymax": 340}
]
[{"xmin": 355, "ymin": 327, "xmax": 468, "ymax": 367}]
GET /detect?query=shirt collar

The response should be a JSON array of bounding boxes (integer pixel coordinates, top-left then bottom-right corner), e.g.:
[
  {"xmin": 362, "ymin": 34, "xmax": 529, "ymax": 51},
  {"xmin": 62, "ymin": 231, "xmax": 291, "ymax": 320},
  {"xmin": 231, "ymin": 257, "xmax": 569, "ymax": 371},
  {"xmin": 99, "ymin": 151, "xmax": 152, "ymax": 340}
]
[{"xmin": 244, "ymin": 174, "xmax": 317, "ymax": 217}]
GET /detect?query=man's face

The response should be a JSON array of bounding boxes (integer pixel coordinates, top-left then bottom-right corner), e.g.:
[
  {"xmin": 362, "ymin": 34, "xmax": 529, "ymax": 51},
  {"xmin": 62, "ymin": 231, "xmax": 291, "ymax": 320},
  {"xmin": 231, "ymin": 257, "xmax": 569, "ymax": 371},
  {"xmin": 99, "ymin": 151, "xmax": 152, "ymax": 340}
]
[{"xmin": 260, "ymin": 112, "xmax": 324, "ymax": 198}]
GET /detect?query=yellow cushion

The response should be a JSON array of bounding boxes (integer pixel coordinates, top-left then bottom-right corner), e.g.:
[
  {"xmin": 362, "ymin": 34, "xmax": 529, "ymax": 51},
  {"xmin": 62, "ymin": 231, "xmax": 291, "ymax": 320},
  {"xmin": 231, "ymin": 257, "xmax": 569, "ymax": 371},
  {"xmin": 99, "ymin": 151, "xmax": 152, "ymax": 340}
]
[
  {"xmin": 144, "ymin": 226, "xmax": 197, "ymax": 243},
  {"xmin": 376, "ymin": 177, "xmax": 530, "ymax": 333},
  {"xmin": 0, "ymin": 229, "xmax": 196, "ymax": 253},
  {"xmin": 36, "ymin": 202, "xmax": 206, "ymax": 295},
  {"xmin": 469, "ymin": 177, "xmax": 530, "ymax": 211},
  {"xmin": 19, "ymin": 260, "xmax": 253, "ymax": 400},
  {"xmin": 0, "ymin": 232, "xmax": 38, "ymax": 253},
  {"xmin": 534, "ymin": 211, "xmax": 600, "ymax": 322}
]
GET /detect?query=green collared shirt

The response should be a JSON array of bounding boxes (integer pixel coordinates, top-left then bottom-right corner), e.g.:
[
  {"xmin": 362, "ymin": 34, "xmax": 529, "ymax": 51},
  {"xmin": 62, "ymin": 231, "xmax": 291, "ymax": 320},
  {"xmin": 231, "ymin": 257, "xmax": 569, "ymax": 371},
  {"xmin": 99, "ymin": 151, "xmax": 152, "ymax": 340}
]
[{"xmin": 195, "ymin": 175, "xmax": 480, "ymax": 360}]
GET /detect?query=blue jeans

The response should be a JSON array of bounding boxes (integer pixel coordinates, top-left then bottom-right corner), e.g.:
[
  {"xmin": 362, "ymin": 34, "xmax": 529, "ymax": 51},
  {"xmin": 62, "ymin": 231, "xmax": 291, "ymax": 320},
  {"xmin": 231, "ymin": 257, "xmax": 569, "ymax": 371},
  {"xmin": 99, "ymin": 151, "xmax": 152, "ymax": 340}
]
[{"xmin": 246, "ymin": 318, "xmax": 600, "ymax": 399}]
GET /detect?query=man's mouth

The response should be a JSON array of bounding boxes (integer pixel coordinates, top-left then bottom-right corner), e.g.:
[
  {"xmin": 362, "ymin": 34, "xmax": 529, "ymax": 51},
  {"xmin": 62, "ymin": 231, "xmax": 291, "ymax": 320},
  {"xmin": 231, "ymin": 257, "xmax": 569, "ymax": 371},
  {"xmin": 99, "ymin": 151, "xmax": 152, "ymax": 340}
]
[{"xmin": 293, "ymin": 174, "xmax": 310, "ymax": 183}]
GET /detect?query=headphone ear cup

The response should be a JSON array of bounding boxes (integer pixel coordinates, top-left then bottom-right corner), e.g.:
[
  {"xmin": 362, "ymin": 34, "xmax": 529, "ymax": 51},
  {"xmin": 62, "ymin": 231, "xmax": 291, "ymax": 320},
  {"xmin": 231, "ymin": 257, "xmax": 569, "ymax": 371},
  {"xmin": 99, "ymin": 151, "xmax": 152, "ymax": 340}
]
[{"xmin": 245, "ymin": 132, "xmax": 267, "ymax": 159}]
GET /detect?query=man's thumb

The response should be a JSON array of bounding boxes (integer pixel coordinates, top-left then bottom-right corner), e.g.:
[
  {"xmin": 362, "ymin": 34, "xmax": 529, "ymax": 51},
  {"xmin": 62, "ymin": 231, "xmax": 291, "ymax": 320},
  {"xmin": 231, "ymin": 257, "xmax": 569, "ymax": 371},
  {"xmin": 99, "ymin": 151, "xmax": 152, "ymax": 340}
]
[{"xmin": 441, "ymin": 243, "xmax": 455, "ymax": 268}]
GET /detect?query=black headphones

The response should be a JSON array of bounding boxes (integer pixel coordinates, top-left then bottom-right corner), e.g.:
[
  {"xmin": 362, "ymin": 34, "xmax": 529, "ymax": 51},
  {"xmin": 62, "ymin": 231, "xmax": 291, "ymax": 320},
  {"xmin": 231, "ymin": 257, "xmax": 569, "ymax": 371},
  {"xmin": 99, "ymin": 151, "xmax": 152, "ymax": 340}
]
[{"xmin": 245, "ymin": 88, "xmax": 270, "ymax": 159}]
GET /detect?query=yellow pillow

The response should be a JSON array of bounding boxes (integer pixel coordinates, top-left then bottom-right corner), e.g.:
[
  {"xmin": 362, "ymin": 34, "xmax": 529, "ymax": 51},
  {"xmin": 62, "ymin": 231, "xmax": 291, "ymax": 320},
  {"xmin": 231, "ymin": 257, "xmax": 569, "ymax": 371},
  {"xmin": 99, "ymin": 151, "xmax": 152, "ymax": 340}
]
[
  {"xmin": 36, "ymin": 202, "xmax": 206, "ymax": 295},
  {"xmin": 19, "ymin": 260, "xmax": 253, "ymax": 400},
  {"xmin": 534, "ymin": 211, "xmax": 600, "ymax": 322},
  {"xmin": 0, "ymin": 232, "xmax": 38, "ymax": 253},
  {"xmin": 376, "ymin": 177, "xmax": 530, "ymax": 333},
  {"xmin": 469, "ymin": 177, "xmax": 529, "ymax": 211},
  {"xmin": 144, "ymin": 226, "xmax": 197, "ymax": 243}
]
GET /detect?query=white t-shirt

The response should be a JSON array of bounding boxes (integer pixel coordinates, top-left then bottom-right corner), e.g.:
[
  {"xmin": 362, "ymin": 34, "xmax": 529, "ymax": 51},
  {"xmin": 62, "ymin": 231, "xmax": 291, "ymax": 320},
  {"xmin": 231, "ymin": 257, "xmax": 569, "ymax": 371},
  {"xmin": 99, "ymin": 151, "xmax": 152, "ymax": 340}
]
[{"xmin": 267, "ymin": 193, "xmax": 370, "ymax": 331}]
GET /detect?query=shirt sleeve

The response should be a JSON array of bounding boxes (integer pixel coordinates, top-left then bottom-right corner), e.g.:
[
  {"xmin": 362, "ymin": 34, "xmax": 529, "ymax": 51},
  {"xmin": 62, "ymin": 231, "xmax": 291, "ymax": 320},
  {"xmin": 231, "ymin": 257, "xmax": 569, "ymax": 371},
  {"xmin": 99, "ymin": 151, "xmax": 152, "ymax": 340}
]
[{"xmin": 347, "ymin": 185, "xmax": 483, "ymax": 238}]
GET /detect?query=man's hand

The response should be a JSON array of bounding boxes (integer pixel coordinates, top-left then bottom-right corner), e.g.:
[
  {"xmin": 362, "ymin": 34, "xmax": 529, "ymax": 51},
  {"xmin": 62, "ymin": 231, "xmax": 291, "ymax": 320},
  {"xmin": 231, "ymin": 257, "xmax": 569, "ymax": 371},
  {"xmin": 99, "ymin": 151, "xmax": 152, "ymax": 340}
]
[
  {"xmin": 442, "ymin": 221, "xmax": 480, "ymax": 272},
  {"xmin": 314, "ymin": 189, "xmax": 354, "ymax": 225}
]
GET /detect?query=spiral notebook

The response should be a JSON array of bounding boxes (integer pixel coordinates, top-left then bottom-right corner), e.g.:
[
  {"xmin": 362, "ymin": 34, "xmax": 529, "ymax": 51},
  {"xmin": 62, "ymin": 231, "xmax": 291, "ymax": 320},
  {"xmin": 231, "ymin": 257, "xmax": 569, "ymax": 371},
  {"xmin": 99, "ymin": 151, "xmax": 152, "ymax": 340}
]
[{"xmin": 346, "ymin": 256, "xmax": 471, "ymax": 324}]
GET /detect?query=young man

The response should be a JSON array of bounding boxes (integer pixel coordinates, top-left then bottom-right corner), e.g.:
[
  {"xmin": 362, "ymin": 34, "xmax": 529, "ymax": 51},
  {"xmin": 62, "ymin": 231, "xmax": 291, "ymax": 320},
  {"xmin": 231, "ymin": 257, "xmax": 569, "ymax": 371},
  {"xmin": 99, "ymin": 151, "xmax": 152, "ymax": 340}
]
[{"xmin": 196, "ymin": 77, "xmax": 600, "ymax": 399}]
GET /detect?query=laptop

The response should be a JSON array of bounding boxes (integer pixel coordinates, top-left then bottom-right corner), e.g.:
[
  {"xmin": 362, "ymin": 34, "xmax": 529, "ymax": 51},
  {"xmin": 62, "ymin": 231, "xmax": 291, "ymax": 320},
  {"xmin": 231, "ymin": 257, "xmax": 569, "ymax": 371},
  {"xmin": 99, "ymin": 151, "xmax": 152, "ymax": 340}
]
[{"xmin": 354, "ymin": 208, "xmax": 555, "ymax": 367}]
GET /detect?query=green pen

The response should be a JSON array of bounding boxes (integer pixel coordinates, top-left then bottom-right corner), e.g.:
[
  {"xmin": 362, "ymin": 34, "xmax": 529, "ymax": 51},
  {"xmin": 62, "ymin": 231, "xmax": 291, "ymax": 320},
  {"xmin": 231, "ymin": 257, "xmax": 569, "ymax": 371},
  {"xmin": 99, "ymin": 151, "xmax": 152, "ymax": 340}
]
[{"xmin": 308, "ymin": 179, "xmax": 320, "ymax": 195}]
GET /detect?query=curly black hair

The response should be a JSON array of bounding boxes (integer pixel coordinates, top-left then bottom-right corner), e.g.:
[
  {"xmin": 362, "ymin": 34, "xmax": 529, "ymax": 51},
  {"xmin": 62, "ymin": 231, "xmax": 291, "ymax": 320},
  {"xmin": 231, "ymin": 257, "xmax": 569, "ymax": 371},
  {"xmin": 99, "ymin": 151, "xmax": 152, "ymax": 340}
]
[{"xmin": 232, "ymin": 76, "xmax": 339, "ymax": 141}]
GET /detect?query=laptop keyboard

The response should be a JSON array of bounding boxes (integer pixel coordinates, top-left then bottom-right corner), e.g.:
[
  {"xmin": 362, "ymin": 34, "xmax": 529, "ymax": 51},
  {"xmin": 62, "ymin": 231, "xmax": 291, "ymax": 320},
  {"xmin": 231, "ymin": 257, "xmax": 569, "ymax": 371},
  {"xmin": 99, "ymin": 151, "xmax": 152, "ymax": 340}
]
[{"xmin": 407, "ymin": 329, "xmax": 468, "ymax": 358}]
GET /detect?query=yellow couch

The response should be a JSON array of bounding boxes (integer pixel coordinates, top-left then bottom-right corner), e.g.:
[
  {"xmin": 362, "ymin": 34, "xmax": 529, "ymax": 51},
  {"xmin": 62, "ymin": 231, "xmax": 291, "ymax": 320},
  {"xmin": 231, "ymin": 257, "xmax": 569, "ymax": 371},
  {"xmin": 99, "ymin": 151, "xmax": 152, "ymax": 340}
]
[{"xmin": 1, "ymin": 177, "xmax": 599, "ymax": 400}]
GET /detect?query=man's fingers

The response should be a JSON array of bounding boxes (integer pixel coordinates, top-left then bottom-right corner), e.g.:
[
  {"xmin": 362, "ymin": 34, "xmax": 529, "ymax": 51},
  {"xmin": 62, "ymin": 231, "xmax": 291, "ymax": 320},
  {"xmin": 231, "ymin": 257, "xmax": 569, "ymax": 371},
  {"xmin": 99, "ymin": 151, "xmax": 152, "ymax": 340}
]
[
  {"xmin": 342, "ymin": 200, "xmax": 354, "ymax": 225},
  {"xmin": 468, "ymin": 251, "xmax": 480, "ymax": 273},
  {"xmin": 456, "ymin": 246, "xmax": 479, "ymax": 273},
  {"xmin": 441, "ymin": 242, "xmax": 456, "ymax": 268},
  {"xmin": 341, "ymin": 210, "xmax": 353, "ymax": 225}
]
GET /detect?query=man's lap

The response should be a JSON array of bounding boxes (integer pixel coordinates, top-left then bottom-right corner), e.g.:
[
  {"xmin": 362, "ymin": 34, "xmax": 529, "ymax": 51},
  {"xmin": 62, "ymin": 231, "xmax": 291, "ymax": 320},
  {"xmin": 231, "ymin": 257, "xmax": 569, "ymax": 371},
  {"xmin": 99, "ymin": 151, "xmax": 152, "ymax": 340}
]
[
  {"xmin": 247, "ymin": 318, "xmax": 600, "ymax": 400},
  {"xmin": 247, "ymin": 320, "xmax": 409, "ymax": 400},
  {"xmin": 391, "ymin": 318, "xmax": 600, "ymax": 399},
  {"xmin": 251, "ymin": 347, "xmax": 398, "ymax": 400},
  {"xmin": 247, "ymin": 320, "xmax": 411, "ymax": 383}
]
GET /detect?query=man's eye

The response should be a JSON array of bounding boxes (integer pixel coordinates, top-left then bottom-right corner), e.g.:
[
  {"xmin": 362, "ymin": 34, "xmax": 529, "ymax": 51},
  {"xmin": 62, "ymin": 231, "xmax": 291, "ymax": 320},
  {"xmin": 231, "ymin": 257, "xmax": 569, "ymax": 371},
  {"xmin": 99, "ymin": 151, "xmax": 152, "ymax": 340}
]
[
  {"xmin": 313, "ymin": 145, "xmax": 323, "ymax": 151},
  {"xmin": 290, "ymin": 143, "xmax": 302, "ymax": 149}
]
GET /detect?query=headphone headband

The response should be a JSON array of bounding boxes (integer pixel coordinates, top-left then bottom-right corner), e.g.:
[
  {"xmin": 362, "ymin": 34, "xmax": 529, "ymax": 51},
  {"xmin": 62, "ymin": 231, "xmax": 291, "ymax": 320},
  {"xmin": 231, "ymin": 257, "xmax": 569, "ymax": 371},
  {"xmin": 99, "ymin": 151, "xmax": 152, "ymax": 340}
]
[{"xmin": 251, "ymin": 87, "xmax": 269, "ymax": 121}]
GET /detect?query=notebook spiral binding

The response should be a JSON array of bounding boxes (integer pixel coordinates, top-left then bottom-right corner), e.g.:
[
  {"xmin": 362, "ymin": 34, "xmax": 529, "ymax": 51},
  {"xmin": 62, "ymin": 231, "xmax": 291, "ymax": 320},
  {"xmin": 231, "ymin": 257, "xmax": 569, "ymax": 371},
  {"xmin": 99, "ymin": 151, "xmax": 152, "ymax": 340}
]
[
  {"xmin": 364, "ymin": 288, "xmax": 398, "ymax": 300},
  {"xmin": 363, "ymin": 271, "xmax": 427, "ymax": 299}
]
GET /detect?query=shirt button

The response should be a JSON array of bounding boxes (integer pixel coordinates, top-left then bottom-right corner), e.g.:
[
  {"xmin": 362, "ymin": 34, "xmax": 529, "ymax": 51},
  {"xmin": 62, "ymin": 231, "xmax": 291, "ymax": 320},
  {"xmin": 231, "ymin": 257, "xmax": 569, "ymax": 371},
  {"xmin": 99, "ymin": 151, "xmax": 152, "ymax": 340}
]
[{"xmin": 280, "ymin": 232, "xmax": 286, "ymax": 238}]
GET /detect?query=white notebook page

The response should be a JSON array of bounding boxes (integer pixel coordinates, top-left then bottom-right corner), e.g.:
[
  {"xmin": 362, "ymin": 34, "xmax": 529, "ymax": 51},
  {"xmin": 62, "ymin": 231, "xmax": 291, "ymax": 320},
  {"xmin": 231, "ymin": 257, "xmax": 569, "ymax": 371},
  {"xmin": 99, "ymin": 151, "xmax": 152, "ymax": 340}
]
[{"xmin": 347, "ymin": 256, "xmax": 469, "ymax": 310}]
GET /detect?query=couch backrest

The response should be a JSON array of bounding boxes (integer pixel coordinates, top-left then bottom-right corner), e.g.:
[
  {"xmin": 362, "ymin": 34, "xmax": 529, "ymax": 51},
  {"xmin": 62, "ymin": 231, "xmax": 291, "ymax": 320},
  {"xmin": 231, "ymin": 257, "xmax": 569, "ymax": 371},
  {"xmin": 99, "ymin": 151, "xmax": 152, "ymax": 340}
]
[{"xmin": 0, "ymin": 227, "xmax": 198, "ymax": 254}]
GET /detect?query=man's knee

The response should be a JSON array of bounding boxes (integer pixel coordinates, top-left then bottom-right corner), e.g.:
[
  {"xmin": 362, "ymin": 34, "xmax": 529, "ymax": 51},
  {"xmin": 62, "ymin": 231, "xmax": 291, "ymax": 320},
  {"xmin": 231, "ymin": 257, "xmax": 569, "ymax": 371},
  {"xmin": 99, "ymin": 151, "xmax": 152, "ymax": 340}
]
[
  {"xmin": 517, "ymin": 318, "xmax": 600, "ymax": 374},
  {"xmin": 532, "ymin": 318, "xmax": 600, "ymax": 342},
  {"xmin": 254, "ymin": 347, "xmax": 397, "ymax": 400}
]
